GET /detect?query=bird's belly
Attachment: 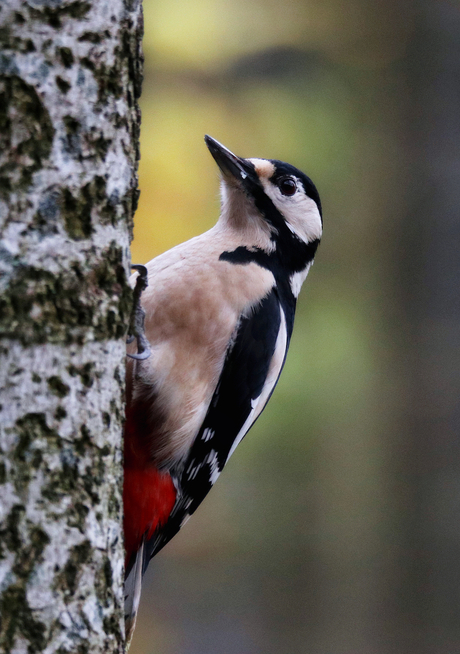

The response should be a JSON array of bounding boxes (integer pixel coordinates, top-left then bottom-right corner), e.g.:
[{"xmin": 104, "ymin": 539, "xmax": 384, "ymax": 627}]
[
  {"xmin": 127, "ymin": 259, "xmax": 276, "ymax": 467},
  {"xmin": 148, "ymin": 329, "xmax": 233, "ymax": 464},
  {"xmin": 127, "ymin": 306, "xmax": 237, "ymax": 468}
]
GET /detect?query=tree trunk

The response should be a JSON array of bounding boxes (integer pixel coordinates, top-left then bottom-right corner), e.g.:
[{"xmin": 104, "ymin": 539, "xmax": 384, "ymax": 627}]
[{"xmin": 0, "ymin": 1, "xmax": 143, "ymax": 652}]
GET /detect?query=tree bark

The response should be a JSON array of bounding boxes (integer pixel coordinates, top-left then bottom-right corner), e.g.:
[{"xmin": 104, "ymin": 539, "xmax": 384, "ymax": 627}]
[{"xmin": 0, "ymin": 1, "xmax": 143, "ymax": 652}]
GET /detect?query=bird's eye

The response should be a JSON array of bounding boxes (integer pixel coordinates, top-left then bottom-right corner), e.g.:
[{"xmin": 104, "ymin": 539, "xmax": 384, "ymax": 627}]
[{"xmin": 278, "ymin": 177, "xmax": 297, "ymax": 196}]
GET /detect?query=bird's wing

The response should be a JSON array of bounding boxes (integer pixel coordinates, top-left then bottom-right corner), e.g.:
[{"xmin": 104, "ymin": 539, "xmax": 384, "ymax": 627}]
[{"xmin": 144, "ymin": 287, "xmax": 292, "ymax": 562}]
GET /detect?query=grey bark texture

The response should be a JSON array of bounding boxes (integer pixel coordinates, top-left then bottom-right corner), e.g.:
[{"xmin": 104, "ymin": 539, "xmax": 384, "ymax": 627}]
[{"xmin": 0, "ymin": 0, "xmax": 143, "ymax": 652}]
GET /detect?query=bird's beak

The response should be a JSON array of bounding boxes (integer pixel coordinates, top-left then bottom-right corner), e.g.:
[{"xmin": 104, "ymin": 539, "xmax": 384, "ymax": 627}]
[{"xmin": 204, "ymin": 135, "xmax": 256, "ymax": 185}]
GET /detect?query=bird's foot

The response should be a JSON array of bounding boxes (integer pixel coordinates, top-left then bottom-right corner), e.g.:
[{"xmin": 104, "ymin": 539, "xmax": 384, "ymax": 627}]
[{"xmin": 127, "ymin": 264, "xmax": 151, "ymax": 360}]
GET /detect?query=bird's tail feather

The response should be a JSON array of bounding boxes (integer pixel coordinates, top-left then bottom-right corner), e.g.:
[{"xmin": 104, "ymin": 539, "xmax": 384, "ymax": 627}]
[{"xmin": 124, "ymin": 538, "xmax": 145, "ymax": 649}]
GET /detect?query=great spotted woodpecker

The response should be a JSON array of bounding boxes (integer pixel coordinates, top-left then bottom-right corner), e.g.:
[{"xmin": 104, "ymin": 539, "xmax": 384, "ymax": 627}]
[{"xmin": 124, "ymin": 136, "xmax": 322, "ymax": 640}]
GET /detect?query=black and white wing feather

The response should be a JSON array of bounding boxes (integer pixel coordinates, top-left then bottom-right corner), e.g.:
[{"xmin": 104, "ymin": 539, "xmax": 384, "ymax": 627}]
[{"xmin": 144, "ymin": 287, "xmax": 292, "ymax": 562}]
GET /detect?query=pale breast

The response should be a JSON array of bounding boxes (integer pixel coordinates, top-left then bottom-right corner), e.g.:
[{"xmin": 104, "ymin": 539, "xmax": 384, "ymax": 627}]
[{"xmin": 127, "ymin": 230, "xmax": 275, "ymax": 466}]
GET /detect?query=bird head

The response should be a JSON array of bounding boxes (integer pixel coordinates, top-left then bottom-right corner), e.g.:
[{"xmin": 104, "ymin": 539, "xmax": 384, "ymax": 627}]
[{"xmin": 204, "ymin": 135, "xmax": 322, "ymax": 253}]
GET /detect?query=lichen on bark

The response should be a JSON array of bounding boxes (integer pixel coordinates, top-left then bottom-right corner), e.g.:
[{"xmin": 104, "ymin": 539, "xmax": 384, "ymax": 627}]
[{"xmin": 0, "ymin": 0, "xmax": 143, "ymax": 651}]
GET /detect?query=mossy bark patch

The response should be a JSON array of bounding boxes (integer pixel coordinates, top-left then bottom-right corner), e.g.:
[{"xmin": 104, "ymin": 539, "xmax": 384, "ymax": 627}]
[
  {"xmin": 0, "ymin": 585, "xmax": 47, "ymax": 654},
  {"xmin": 0, "ymin": 75, "xmax": 54, "ymax": 197},
  {"xmin": 29, "ymin": 1, "xmax": 92, "ymax": 29},
  {"xmin": 0, "ymin": 243, "xmax": 132, "ymax": 345}
]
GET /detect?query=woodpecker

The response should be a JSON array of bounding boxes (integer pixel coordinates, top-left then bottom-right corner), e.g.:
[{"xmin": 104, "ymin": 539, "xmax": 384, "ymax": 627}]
[{"xmin": 123, "ymin": 136, "xmax": 322, "ymax": 641}]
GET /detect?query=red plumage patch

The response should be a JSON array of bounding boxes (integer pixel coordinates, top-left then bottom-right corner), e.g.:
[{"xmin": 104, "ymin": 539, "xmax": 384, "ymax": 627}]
[
  {"xmin": 123, "ymin": 410, "xmax": 176, "ymax": 569},
  {"xmin": 123, "ymin": 466, "xmax": 176, "ymax": 568}
]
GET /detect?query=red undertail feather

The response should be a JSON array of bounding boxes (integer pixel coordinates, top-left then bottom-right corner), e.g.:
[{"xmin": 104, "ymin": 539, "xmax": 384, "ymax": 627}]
[{"xmin": 123, "ymin": 410, "xmax": 176, "ymax": 569}]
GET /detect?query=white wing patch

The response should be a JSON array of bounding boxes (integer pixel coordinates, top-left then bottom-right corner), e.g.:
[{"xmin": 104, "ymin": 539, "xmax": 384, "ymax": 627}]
[
  {"xmin": 206, "ymin": 449, "xmax": 221, "ymax": 485},
  {"xmin": 186, "ymin": 460, "xmax": 201, "ymax": 481},
  {"xmin": 185, "ymin": 447, "xmax": 220, "ymax": 484},
  {"xmin": 226, "ymin": 307, "xmax": 288, "ymax": 462},
  {"xmin": 290, "ymin": 262, "xmax": 312, "ymax": 298},
  {"xmin": 202, "ymin": 427, "xmax": 214, "ymax": 442}
]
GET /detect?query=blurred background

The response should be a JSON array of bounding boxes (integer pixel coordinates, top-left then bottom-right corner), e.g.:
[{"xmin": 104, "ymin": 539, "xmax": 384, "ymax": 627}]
[{"xmin": 129, "ymin": 1, "xmax": 460, "ymax": 652}]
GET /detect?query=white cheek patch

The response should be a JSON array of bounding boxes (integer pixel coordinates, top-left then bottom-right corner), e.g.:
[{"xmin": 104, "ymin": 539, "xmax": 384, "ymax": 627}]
[{"xmin": 259, "ymin": 177, "xmax": 322, "ymax": 244}]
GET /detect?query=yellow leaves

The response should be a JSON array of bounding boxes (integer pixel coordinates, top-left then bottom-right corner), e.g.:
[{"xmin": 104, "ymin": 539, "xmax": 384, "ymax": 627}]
[{"xmin": 143, "ymin": 0, "xmax": 316, "ymax": 70}]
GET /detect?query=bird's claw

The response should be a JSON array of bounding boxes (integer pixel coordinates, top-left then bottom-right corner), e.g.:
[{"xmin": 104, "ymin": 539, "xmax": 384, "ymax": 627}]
[
  {"xmin": 127, "ymin": 349, "xmax": 151, "ymax": 361},
  {"xmin": 127, "ymin": 264, "xmax": 151, "ymax": 360}
]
